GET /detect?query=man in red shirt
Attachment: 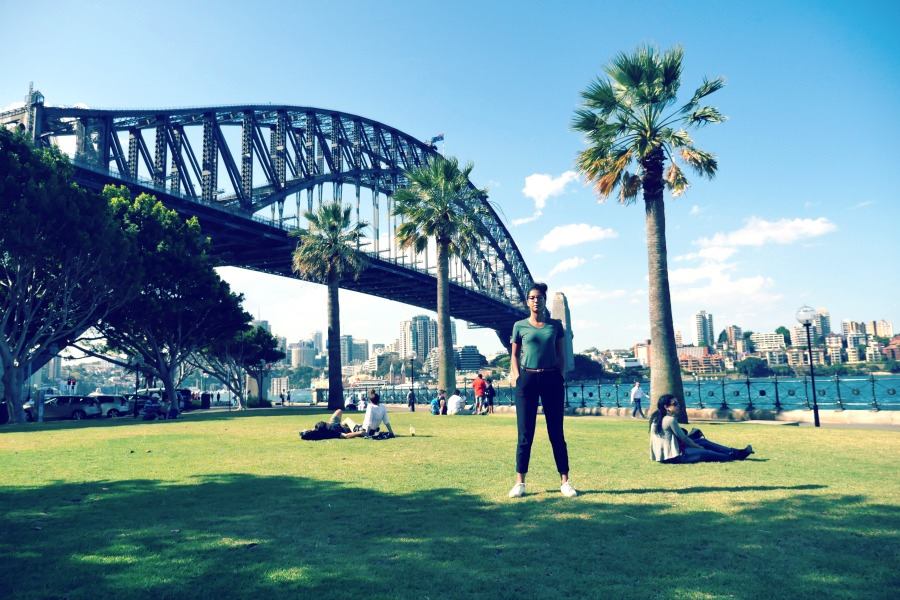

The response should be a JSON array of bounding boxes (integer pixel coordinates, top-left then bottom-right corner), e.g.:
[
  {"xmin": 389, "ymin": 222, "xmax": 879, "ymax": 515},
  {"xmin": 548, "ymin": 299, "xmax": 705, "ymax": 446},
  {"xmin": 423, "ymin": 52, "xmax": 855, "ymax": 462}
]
[{"xmin": 472, "ymin": 373, "xmax": 487, "ymax": 415}]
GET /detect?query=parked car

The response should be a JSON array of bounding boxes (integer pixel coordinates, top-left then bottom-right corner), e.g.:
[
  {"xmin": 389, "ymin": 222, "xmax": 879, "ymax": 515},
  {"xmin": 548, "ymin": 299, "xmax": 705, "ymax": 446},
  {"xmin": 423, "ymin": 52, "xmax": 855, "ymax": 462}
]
[
  {"xmin": 124, "ymin": 394, "xmax": 154, "ymax": 415},
  {"xmin": 90, "ymin": 394, "xmax": 130, "ymax": 418},
  {"xmin": 24, "ymin": 396, "xmax": 102, "ymax": 421},
  {"xmin": 135, "ymin": 387, "xmax": 194, "ymax": 409}
]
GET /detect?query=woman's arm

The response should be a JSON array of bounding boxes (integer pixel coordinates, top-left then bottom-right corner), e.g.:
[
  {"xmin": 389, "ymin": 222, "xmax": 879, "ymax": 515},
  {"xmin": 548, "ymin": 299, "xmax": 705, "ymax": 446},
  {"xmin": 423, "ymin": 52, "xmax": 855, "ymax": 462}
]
[
  {"xmin": 510, "ymin": 341, "xmax": 521, "ymax": 384},
  {"xmin": 668, "ymin": 419, "xmax": 703, "ymax": 449},
  {"xmin": 556, "ymin": 325, "xmax": 565, "ymax": 379}
]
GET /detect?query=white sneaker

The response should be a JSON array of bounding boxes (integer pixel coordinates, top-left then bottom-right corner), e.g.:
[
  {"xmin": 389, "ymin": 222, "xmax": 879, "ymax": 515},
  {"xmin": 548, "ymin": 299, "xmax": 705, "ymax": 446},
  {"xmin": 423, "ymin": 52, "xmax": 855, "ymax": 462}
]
[
  {"xmin": 560, "ymin": 481, "xmax": 578, "ymax": 498},
  {"xmin": 508, "ymin": 483, "xmax": 526, "ymax": 498}
]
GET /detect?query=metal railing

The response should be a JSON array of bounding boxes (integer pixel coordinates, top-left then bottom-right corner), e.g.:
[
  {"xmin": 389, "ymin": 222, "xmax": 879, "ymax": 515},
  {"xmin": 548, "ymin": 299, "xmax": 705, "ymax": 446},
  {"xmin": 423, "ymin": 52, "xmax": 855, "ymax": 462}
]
[{"xmin": 320, "ymin": 375, "xmax": 900, "ymax": 412}]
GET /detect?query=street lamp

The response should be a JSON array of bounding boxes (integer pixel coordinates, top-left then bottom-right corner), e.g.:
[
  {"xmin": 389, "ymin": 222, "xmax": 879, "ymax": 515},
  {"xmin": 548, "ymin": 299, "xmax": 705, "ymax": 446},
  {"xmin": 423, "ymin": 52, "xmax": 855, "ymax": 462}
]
[
  {"xmin": 796, "ymin": 305, "xmax": 821, "ymax": 427},
  {"xmin": 409, "ymin": 352, "xmax": 417, "ymax": 410}
]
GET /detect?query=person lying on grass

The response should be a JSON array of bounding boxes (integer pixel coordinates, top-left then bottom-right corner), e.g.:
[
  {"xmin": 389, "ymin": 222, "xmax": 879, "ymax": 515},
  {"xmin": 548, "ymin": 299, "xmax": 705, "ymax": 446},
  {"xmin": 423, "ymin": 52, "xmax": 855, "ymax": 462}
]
[
  {"xmin": 300, "ymin": 391, "xmax": 395, "ymax": 440},
  {"xmin": 649, "ymin": 394, "xmax": 753, "ymax": 463}
]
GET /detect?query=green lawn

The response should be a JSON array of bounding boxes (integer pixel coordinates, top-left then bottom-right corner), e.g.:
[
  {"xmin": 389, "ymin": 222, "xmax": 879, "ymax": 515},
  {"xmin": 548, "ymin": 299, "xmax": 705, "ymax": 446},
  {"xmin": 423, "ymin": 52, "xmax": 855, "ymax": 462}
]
[{"xmin": 1, "ymin": 409, "xmax": 898, "ymax": 599}]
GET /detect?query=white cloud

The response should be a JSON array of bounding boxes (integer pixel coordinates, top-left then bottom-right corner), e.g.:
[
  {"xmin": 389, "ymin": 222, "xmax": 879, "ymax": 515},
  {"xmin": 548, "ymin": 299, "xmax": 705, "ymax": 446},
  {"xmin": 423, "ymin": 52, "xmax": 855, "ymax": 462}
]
[
  {"xmin": 512, "ymin": 214, "xmax": 541, "ymax": 226},
  {"xmin": 538, "ymin": 223, "xmax": 618, "ymax": 252},
  {"xmin": 561, "ymin": 284, "xmax": 627, "ymax": 307},
  {"xmin": 697, "ymin": 216, "xmax": 836, "ymax": 248},
  {"xmin": 690, "ymin": 205, "xmax": 702, "ymax": 216},
  {"xmin": 672, "ymin": 275, "xmax": 780, "ymax": 304},
  {"xmin": 1, "ymin": 101, "xmax": 25, "ymax": 112},
  {"xmin": 514, "ymin": 170, "xmax": 579, "ymax": 225},
  {"xmin": 548, "ymin": 257, "xmax": 585, "ymax": 277},
  {"xmin": 674, "ymin": 246, "xmax": 736, "ymax": 263},
  {"xmin": 850, "ymin": 200, "xmax": 875, "ymax": 210}
]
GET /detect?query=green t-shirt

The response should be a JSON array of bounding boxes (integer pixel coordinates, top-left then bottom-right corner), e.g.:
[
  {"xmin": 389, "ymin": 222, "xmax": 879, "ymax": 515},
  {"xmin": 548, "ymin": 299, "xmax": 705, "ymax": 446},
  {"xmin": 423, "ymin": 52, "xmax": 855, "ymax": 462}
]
[{"xmin": 511, "ymin": 318, "xmax": 563, "ymax": 369}]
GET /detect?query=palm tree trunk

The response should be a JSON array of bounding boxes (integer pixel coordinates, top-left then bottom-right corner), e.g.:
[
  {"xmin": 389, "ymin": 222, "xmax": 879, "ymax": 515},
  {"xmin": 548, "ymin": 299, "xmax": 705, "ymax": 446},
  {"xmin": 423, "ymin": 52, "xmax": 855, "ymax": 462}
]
[
  {"xmin": 326, "ymin": 273, "xmax": 344, "ymax": 410},
  {"xmin": 642, "ymin": 149, "xmax": 687, "ymax": 423},
  {"xmin": 436, "ymin": 239, "xmax": 456, "ymax": 393}
]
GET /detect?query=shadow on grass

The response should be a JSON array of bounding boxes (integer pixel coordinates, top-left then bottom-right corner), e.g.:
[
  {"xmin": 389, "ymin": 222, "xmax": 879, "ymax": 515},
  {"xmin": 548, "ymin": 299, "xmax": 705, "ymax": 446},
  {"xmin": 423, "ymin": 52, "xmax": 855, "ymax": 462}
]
[
  {"xmin": 0, "ymin": 407, "xmax": 336, "ymax": 434},
  {"xmin": 1, "ymin": 475, "xmax": 898, "ymax": 600},
  {"xmin": 600, "ymin": 484, "xmax": 827, "ymax": 495}
]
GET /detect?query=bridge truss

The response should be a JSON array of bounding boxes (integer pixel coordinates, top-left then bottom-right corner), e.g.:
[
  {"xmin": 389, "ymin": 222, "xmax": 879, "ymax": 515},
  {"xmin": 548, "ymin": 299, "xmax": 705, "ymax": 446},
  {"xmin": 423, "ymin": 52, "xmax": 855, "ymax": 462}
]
[{"xmin": 1, "ymin": 92, "xmax": 534, "ymax": 339}]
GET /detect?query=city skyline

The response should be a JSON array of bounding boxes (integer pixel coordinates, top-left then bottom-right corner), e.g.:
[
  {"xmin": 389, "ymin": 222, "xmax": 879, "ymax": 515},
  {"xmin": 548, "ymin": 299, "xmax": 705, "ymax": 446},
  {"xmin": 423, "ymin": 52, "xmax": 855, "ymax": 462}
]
[{"xmin": 3, "ymin": 1, "xmax": 898, "ymax": 352}]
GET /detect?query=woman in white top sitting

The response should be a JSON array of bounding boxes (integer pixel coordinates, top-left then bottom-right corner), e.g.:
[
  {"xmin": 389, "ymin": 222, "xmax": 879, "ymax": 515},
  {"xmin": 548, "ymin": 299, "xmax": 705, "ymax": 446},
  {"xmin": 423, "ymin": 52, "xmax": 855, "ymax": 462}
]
[
  {"xmin": 342, "ymin": 390, "xmax": 394, "ymax": 439},
  {"xmin": 650, "ymin": 394, "xmax": 753, "ymax": 463}
]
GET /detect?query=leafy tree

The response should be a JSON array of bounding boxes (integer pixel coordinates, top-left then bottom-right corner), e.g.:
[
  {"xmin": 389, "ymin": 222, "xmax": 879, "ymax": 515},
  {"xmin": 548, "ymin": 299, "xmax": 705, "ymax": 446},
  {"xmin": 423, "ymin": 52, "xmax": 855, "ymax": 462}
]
[
  {"xmin": 571, "ymin": 354, "xmax": 605, "ymax": 380},
  {"xmin": 490, "ymin": 353, "xmax": 511, "ymax": 371},
  {"xmin": 76, "ymin": 187, "xmax": 250, "ymax": 409},
  {"xmin": 393, "ymin": 156, "xmax": 490, "ymax": 393},
  {"xmin": 735, "ymin": 357, "xmax": 772, "ymax": 378},
  {"xmin": 573, "ymin": 45, "xmax": 725, "ymax": 422},
  {"xmin": 717, "ymin": 329, "xmax": 728, "ymax": 345},
  {"xmin": 742, "ymin": 331, "xmax": 756, "ymax": 352},
  {"xmin": 775, "ymin": 326, "xmax": 791, "ymax": 346},
  {"xmin": 291, "ymin": 202, "xmax": 367, "ymax": 410},
  {"xmin": 239, "ymin": 325, "xmax": 285, "ymax": 406},
  {"xmin": 0, "ymin": 130, "xmax": 135, "ymax": 422}
]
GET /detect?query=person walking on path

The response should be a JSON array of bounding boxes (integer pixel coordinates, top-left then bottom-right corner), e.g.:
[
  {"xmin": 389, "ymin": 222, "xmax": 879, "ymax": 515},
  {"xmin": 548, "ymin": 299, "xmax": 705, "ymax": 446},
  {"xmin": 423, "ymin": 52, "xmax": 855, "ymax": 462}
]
[
  {"xmin": 485, "ymin": 378, "xmax": 496, "ymax": 414},
  {"xmin": 472, "ymin": 373, "xmax": 487, "ymax": 414},
  {"xmin": 630, "ymin": 381, "xmax": 646, "ymax": 419},
  {"xmin": 407, "ymin": 389, "xmax": 416, "ymax": 412},
  {"xmin": 508, "ymin": 282, "xmax": 577, "ymax": 499}
]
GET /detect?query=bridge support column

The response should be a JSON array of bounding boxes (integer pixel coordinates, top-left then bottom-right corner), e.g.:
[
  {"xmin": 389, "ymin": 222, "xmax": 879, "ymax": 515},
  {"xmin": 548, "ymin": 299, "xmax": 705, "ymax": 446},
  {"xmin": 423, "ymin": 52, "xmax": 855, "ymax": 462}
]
[
  {"xmin": 153, "ymin": 120, "xmax": 168, "ymax": 188},
  {"xmin": 373, "ymin": 190, "xmax": 380, "ymax": 255},
  {"xmin": 241, "ymin": 111, "xmax": 254, "ymax": 210},
  {"xmin": 169, "ymin": 128, "xmax": 182, "ymax": 195},
  {"xmin": 127, "ymin": 130, "xmax": 139, "ymax": 179},
  {"xmin": 201, "ymin": 114, "xmax": 217, "ymax": 202},
  {"xmin": 74, "ymin": 117, "xmax": 110, "ymax": 170}
]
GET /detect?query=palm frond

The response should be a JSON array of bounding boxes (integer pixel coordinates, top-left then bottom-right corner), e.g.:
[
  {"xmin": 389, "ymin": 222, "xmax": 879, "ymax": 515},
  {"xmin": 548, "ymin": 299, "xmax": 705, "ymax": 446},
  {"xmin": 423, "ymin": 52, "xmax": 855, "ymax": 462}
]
[
  {"xmin": 579, "ymin": 78, "xmax": 619, "ymax": 116},
  {"xmin": 619, "ymin": 172, "xmax": 642, "ymax": 205},
  {"xmin": 679, "ymin": 76, "xmax": 726, "ymax": 114},
  {"xmin": 664, "ymin": 163, "xmax": 689, "ymax": 197},
  {"xmin": 689, "ymin": 106, "xmax": 726, "ymax": 127},
  {"xmin": 291, "ymin": 201, "xmax": 367, "ymax": 283},
  {"xmin": 680, "ymin": 147, "xmax": 718, "ymax": 179}
]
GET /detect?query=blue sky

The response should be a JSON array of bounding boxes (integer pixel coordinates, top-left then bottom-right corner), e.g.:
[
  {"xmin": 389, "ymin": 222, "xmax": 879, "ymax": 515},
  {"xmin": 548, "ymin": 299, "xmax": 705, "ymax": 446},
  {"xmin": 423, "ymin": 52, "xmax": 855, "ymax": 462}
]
[{"xmin": 3, "ymin": 0, "xmax": 899, "ymax": 353}]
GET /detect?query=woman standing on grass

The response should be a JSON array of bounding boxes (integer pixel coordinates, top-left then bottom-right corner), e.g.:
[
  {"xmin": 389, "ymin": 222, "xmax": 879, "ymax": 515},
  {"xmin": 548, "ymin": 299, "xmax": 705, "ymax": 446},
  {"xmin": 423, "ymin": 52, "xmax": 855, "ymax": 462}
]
[
  {"xmin": 650, "ymin": 394, "xmax": 753, "ymax": 463},
  {"xmin": 508, "ymin": 282, "xmax": 576, "ymax": 498}
]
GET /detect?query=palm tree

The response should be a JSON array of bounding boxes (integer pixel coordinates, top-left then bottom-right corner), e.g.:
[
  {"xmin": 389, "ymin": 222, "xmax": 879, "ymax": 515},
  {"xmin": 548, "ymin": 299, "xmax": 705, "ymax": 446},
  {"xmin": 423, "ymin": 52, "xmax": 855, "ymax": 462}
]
[
  {"xmin": 292, "ymin": 202, "xmax": 367, "ymax": 410},
  {"xmin": 393, "ymin": 156, "xmax": 489, "ymax": 393},
  {"xmin": 572, "ymin": 45, "xmax": 725, "ymax": 422}
]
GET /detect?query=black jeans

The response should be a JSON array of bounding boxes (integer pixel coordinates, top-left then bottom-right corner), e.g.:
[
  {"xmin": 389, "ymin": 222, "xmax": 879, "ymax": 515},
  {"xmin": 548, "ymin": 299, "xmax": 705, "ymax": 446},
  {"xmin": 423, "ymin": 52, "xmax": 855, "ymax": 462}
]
[{"xmin": 515, "ymin": 370, "xmax": 569, "ymax": 475}]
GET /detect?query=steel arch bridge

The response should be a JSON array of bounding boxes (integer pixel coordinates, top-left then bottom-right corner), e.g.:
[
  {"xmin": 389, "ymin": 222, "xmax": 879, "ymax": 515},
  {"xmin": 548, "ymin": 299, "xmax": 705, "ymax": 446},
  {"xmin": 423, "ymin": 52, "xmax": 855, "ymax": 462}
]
[{"xmin": 1, "ymin": 91, "xmax": 533, "ymax": 342}]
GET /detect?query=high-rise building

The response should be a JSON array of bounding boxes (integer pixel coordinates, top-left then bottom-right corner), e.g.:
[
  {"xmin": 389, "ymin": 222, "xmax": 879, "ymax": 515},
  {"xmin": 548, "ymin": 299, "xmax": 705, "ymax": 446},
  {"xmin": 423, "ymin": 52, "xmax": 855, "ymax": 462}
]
[
  {"xmin": 750, "ymin": 332, "xmax": 786, "ymax": 352},
  {"xmin": 815, "ymin": 308, "xmax": 831, "ymax": 337},
  {"xmin": 695, "ymin": 310, "xmax": 714, "ymax": 347},
  {"xmin": 725, "ymin": 325, "xmax": 742, "ymax": 347},
  {"xmin": 291, "ymin": 340, "xmax": 317, "ymax": 368},
  {"xmin": 339, "ymin": 335, "xmax": 354, "ymax": 366},
  {"xmin": 791, "ymin": 324, "xmax": 818, "ymax": 347},
  {"xmin": 399, "ymin": 315, "xmax": 442, "ymax": 360},
  {"xmin": 252, "ymin": 319, "xmax": 270, "ymax": 332},
  {"xmin": 352, "ymin": 339, "xmax": 369, "ymax": 363},
  {"xmin": 846, "ymin": 332, "xmax": 867, "ymax": 349},
  {"xmin": 455, "ymin": 345, "xmax": 487, "ymax": 371},
  {"xmin": 411, "ymin": 315, "xmax": 435, "ymax": 359},
  {"xmin": 842, "ymin": 320, "xmax": 865, "ymax": 337},
  {"xmin": 867, "ymin": 320, "xmax": 894, "ymax": 338},
  {"xmin": 675, "ymin": 330, "xmax": 683, "ymax": 347},
  {"xmin": 399, "ymin": 320, "xmax": 415, "ymax": 358},
  {"xmin": 312, "ymin": 331, "xmax": 324, "ymax": 353}
]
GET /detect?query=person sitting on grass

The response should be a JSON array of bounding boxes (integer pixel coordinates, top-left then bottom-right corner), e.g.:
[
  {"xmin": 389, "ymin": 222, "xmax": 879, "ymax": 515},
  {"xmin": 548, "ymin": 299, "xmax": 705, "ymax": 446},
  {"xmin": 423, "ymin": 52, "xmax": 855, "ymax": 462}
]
[
  {"xmin": 446, "ymin": 389, "xmax": 470, "ymax": 415},
  {"xmin": 649, "ymin": 394, "xmax": 754, "ymax": 463},
  {"xmin": 342, "ymin": 390, "xmax": 395, "ymax": 439}
]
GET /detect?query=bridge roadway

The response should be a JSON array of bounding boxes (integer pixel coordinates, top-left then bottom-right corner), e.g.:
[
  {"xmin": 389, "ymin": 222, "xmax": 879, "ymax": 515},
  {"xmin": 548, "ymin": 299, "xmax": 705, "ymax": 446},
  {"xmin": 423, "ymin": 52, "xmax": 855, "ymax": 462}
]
[{"xmin": 74, "ymin": 167, "xmax": 527, "ymax": 344}]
